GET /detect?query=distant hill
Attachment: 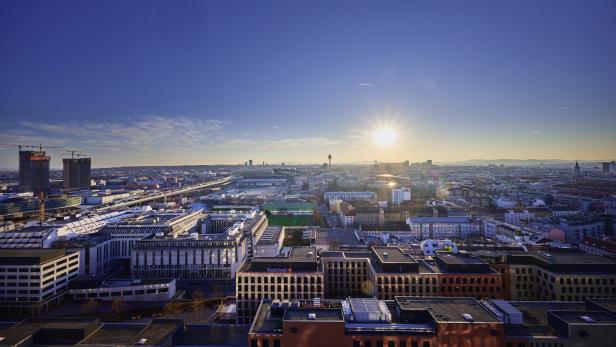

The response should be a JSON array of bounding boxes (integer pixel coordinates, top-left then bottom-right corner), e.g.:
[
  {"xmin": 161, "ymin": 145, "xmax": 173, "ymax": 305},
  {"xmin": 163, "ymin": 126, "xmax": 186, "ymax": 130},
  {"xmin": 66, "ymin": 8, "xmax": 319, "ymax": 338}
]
[{"xmin": 438, "ymin": 159, "xmax": 606, "ymax": 167}]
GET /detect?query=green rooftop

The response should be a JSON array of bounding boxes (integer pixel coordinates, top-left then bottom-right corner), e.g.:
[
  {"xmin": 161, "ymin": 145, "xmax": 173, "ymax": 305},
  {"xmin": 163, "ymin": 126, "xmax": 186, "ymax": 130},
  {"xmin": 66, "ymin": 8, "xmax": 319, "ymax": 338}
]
[{"xmin": 262, "ymin": 201, "xmax": 315, "ymax": 211}]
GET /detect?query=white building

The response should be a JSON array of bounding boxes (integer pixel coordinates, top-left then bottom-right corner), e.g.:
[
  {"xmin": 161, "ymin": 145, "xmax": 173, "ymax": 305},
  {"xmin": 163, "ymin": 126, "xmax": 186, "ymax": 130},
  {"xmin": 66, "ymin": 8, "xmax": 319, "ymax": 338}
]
[
  {"xmin": 254, "ymin": 226, "xmax": 284, "ymax": 257},
  {"xmin": 82, "ymin": 192, "xmax": 131, "ymax": 205},
  {"xmin": 54, "ymin": 209, "xmax": 143, "ymax": 238},
  {"xmin": 68, "ymin": 279, "xmax": 175, "ymax": 302},
  {"xmin": 496, "ymin": 196, "xmax": 518, "ymax": 209},
  {"xmin": 505, "ymin": 210, "xmax": 535, "ymax": 226},
  {"xmin": 419, "ymin": 239, "xmax": 458, "ymax": 256},
  {"xmin": 324, "ymin": 191, "xmax": 377, "ymax": 203},
  {"xmin": 131, "ymin": 212, "xmax": 268, "ymax": 279},
  {"xmin": 482, "ymin": 218, "xmax": 499, "ymax": 239},
  {"xmin": 338, "ymin": 201, "xmax": 357, "ymax": 228},
  {"xmin": 391, "ymin": 188, "xmax": 411, "ymax": 205},
  {"xmin": 102, "ymin": 210, "xmax": 204, "ymax": 260},
  {"xmin": 406, "ymin": 217, "xmax": 480, "ymax": 240},
  {"xmin": 0, "ymin": 249, "xmax": 79, "ymax": 314},
  {"xmin": 53, "ymin": 233, "xmax": 115, "ymax": 277}
]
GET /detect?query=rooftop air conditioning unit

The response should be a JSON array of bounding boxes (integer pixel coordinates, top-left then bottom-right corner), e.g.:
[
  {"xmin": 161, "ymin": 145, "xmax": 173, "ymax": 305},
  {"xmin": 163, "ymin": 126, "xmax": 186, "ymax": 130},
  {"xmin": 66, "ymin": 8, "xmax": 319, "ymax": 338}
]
[{"xmin": 462, "ymin": 313, "xmax": 474, "ymax": 322}]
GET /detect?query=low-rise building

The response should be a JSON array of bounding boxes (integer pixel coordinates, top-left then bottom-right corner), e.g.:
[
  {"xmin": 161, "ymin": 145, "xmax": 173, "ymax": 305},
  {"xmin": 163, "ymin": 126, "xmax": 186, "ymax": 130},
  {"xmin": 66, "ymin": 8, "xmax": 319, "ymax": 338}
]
[
  {"xmin": 420, "ymin": 239, "xmax": 458, "ymax": 256},
  {"xmin": 579, "ymin": 236, "xmax": 616, "ymax": 257},
  {"xmin": 558, "ymin": 215, "xmax": 605, "ymax": 245},
  {"xmin": 254, "ymin": 226, "xmax": 284, "ymax": 257},
  {"xmin": 0, "ymin": 249, "xmax": 79, "ymax": 315},
  {"xmin": 391, "ymin": 187, "xmax": 411, "ymax": 205},
  {"xmin": 324, "ymin": 191, "xmax": 377, "ymax": 204},
  {"xmin": 406, "ymin": 217, "xmax": 480, "ymax": 240},
  {"xmin": 131, "ymin": 212, "xmax": 267, "ymax": 280},
  {"xmin": 236, "ymin": 247, "xmax": 324, "ymax": 324},
  {"xmin": 338, "ymin": 201, "xmax": 356, "ymax": 227},
  {"xmin": 68, "ymin": 278, "xmax": 175, "ymax": 302},
  {"xmin": 248, "ymin": 296, "xmax": 505, "ymax": 347},
  {"xmin": 495, "ymin": 251, "xmax": 616, "ymax": 301}
]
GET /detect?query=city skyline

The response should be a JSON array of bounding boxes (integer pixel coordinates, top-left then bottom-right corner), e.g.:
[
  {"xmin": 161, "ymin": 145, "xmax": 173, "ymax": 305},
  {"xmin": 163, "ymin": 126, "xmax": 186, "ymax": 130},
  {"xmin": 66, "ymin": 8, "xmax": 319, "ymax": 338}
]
[{"xmin": 1, "ymin": 0, "xmax": 615, "ymax": 168}]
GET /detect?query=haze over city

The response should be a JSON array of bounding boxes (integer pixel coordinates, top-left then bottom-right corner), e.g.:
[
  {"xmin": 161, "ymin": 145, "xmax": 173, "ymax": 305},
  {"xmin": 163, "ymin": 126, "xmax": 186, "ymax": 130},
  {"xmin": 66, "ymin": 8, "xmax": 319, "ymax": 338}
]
[{"xmin": 1, "ymin": 0, "xmax": 615, "ymax": 168}]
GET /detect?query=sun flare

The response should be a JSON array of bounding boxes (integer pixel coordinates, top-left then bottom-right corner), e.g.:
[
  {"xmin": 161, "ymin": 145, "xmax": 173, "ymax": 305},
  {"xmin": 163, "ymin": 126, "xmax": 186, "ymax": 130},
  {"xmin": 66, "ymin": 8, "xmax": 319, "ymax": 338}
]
[{"xmin": 372, "ymin": 126, "xmax": 398, "ymax": 147}]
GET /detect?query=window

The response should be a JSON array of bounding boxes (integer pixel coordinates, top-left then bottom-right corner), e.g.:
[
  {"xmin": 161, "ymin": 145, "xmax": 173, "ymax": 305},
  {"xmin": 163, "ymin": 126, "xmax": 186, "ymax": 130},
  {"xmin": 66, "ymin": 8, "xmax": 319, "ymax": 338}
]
[
  {"xmin": 354, "ymin": 342, "xmax": 361, "ymax": 347},
  {"xmin": 423, "ymin": 342, "xmax": 430, "ymax": 347},
  {"xmin": 388, "ymin": 342, "xmax": 395, "ymax": 347}
]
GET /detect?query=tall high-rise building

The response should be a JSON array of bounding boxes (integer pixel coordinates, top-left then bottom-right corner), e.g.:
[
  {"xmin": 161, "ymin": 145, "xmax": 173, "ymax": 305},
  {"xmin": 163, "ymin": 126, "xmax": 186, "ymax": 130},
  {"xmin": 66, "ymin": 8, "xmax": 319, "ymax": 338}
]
[
  {"xmin": 603, "ymin": 161, "xmax": 616, "ymax": 173},
  {"xmin": 19, "ymin": 150, "xmax": 51, "ymax": 193},
  {"xmin": 391, "ymin": 187, "xmax": 411, "ymax": 205},
  {"xmin": 62, "ymin": 157, "xmax": 91, "ymax": 189}
]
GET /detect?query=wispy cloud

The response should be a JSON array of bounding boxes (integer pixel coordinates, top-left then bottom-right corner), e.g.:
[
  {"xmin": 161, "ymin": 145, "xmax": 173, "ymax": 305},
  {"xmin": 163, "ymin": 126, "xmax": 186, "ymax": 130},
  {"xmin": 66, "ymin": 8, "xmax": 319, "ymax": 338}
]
[
  {"xmin": 531, "ymin": 130, "xmax": 541, "ymax": 135},
  {"xmin": 346, "ymin": 128, "xmax": 371, "ymax": 140},
  {"xmin": 560, "ymin": 106, "xmax": 569, "ymax": 111},
  {"xmin": 358, "ymin": 83, "xmax": 373, "ymax": 87},
  {"xmin": 14, "ymin": 116, "xmax": 227, "ymax": 152},
  {"xmin": 0, "ymin": 116, "xmax": 341, "ymax": 161}
]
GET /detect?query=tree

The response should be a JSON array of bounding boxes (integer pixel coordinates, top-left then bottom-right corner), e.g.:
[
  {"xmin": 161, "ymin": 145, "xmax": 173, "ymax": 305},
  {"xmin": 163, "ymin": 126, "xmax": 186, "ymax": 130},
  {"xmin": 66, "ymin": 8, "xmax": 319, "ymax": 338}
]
[
  {"xmin": 82, "ymin": 298, "xmax": 99, "ymax": 314},
  {"xmin": 192, "ymin": 289, "xmax": 205, "ymax": 319},
  {"xmin": 213, "ymin": 285, "xmax": 222, "ymax": 298},
  {"xmin": 162, "ymin": 301, "xmax": 183, "ymax": 316},
  {"xmin": 111, "ymin": 297, "xmax": 125, "ymax": 315}
]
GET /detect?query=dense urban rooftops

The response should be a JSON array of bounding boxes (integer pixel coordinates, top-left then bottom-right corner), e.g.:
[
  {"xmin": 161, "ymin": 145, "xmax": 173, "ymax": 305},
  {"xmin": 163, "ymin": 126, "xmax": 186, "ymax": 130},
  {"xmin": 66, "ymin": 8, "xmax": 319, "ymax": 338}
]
[{"xmin": 395, "ymin": 297, "xmax": 500, "ymax": 323}]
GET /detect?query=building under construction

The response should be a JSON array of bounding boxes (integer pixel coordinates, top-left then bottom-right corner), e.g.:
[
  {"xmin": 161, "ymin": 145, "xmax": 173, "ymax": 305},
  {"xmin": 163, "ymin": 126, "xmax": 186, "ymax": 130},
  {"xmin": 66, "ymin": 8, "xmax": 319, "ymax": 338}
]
[
  {"xmin": 19, "ymin": 150, "xmax": 51, "ymax": 193},
  {"xmin": 63, "ymin": 157, "xmax": 91, "ymax": 189}
]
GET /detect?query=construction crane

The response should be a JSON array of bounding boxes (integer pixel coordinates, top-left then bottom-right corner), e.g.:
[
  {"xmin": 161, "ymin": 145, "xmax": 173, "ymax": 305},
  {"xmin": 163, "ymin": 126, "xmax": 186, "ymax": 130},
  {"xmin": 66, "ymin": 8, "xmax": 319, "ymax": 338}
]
[
  {"xmin": 66, "ymin": 149, "xmax": 81, "ymax": 159},
  {"xmin": 0, "ymin": 143, "xmax": 64, "ymax": 152},
  {"xmin": 1, "ymin": 143, "xmax": 64, "ymax": 225}
]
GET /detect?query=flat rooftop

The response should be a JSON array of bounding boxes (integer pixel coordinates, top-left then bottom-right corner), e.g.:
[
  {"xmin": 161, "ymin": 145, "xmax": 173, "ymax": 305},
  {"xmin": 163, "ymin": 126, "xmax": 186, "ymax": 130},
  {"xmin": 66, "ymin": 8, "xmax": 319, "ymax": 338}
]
[
  {"xmin": 69, "ymin": 278, "xmax": 174, "ymax": 290},
  {"xmin": 314, "ymin": 229, "xmax": 363, "ymax": 246},
  {"xmin": 263, "ymin": 201, "xmax": 315, "ymax": 210},
  {"xmin": 0, "ymin": 248, "xmax": 70, "ymax": 265},
  {"xmin": 283, "ymin": 308, "xmax": 343, "ymax": 321},
  {"xmin": 436, "ymin": 252, "xmax": 488, "ymax": 265},
  {"xmin": 508, "ymin": 301, "xmax": 586, "ymax": 327},
  {"xmin": 243, "ymin": 247, "xmax": 319, "ymax": 272},
  {"xmin": 79, "ymin": 324, "xmax": 143, "ymax": 345},
  {"xmin": 395, "ymin": 297, "xmax": 500, "ymax": 323},
  {"xmin": 257, "ymin": 226, "xmax": 283, "ymax": 245},
  {"xmin": 550, "ymin": 310, "xmax": 616, "ymax": 324},
  {"xmin": 372, "ymin": 246, "xmax": 417, "ymax": 264},
  {"xmin": 587, "ymin": 298, "xmax": 616, "ymax": 314},
  {"xmin": 535, "ymin": 252, "xmax": 616, "ymax": 265}
]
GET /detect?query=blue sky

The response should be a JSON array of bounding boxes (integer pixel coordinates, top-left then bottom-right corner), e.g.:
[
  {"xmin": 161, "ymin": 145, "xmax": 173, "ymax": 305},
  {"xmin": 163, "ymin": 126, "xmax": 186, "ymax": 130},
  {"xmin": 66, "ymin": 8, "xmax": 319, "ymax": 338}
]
[{"xmin": 1, "ymin": 0, "xmax": 615, "ymax": 168}]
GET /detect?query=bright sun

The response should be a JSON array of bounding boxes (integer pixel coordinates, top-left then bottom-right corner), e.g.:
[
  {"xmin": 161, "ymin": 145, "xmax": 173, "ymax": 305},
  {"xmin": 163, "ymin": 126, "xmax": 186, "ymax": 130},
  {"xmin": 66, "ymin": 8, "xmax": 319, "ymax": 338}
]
[{"xmin": 372, "ymin": 126, "xmax": 398, "ymax": 147}]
